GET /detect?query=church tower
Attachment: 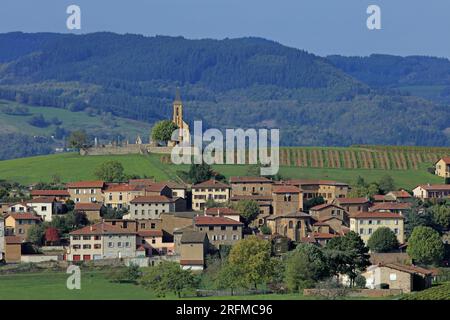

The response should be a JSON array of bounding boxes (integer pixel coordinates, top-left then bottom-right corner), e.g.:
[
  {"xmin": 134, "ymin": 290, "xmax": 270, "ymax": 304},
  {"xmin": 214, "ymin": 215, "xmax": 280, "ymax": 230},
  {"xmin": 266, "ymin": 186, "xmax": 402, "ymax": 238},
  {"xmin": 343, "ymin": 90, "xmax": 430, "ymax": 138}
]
[{"xmin": 172, "ymin": 89, "xmax": 190, "ymax": 144}]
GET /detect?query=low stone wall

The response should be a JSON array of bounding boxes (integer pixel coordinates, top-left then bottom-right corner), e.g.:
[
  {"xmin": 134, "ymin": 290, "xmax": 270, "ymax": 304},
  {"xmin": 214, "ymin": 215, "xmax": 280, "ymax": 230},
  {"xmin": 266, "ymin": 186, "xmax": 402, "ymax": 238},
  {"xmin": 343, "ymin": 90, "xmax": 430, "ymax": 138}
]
[
  {"xmin": 80, "ymin": 145, "xmax": 174, "ymax": 156},
  {"xmin": 303, "ymin": 288, "xmax": 403, "ymax": 297},
  {"xmin": 21, "ymin": 255, "xmax": 61, "ymax": 263}
]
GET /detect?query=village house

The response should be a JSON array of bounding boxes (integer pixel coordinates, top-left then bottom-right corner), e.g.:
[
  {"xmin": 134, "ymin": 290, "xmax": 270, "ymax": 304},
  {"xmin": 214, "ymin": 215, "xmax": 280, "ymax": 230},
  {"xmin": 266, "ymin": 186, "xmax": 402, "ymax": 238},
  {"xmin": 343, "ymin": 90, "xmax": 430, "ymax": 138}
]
[
  {"xmin": 413, "ymin": 184, "xmax": 450, "ymax": 200},
  {"xmin": 434, "ymin": 157, "xmax": 450, "ymax": 178},
  {"xmin": 362, "ymin": 263, "xmax": 433, "ymax": 293},
  {"xmin": 8, "ymin": 202, "xmax": 34, "ymax": 213},
  {"xmin": 384, "ymin": 190, "xmax": 413, "ymax": 203},
  {"xmin": 144, "ymin": 182, "xmax": 173, "ymax": 197},
  {"xmin": 179, "ymin": 231, "xmax": 209, "ymax": 271},
  {"xmin": 301, "ymin": 232, "xmax": 339, "ymax": 247},
  {"xmin": 161, "ymin": 212, "xmax": 198, "ymax": 240},
  {"xmin": 103, "ymin": 183, "xmax": 145, "ymax": 209},
  {"xmin": 369, "ymin": 202, "xmax": 412, "ymax": 215},
  {"xmin": 0, "ymin": 202, "xmax": 10, "ymax": 215},
  {"xmin": 26, "ymin": 197, "xmax": 62, "ymax": 222},
  {"xmin": 193, "ymin": 215, "xmax": 243, "ymax": 248},
  {"xmin": 230, "ymin": 194, "xmax": 272, "ymax": 226},
  {"xmin": 30, "ymin": 189, "xmax": 70, "ymax": 202},
  {"xmin": 192, "ymin": 179, "xmax": 230, "ymax": 211},
  {"xmin": 165, "ymin": 181, "xmax": 188, "ymax": 199},
  {"xmin": 283, "ymin": 179, "xmax": 349, "ymax": 204},
  {"xmin": 272, "ymin": 185, "xmax": 302, "ymax": 215},
  {"xmin": 67, "ymin": 180, "xmax": 105, "ymax": 203},
  {"xmin": 333, "ymin": 197, "xmax": 371, "ymax": 216},
  {"xmin": 204, "ymin": 207, "xmax": 241, "ymax": 222},
  {"xmin": 136, "ymin": 230, "xmax": 165, "ymax": 256},
  {"xmin": 266, "ymin": 211, "xmax": 312, "ymax": 242},
  {"xmin": 4, "ymin": 213, "xmax": 42, "ymax": 241},
  {"xmin": 309, "ymin": 203, "xmax": 348, "ymax": 223},
  {"xmin": 350, "ymin": 212, "xmax": 405, "ymax": 244},
  {"xmin": 229, "ymin": 176, "xmax": 273, "ymax": 196},
  {"xmin": 74, "ymin": 203, "xmax": 104, "ymax": 223},
  {"xmin": 128, "ymin": 195, "xmax": 185, "ymax": 220},
  {"xmin": 67, "ymin": 222, "xmax": 137, "ymax": 261}
]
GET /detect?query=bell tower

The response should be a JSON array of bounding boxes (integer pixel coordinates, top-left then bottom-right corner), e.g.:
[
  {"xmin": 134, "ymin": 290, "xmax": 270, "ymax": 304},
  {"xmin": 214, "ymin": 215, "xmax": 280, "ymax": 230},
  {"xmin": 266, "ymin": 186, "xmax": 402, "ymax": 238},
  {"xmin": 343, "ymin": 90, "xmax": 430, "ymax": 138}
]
[{"xmin": 173, "ymin": 88, "xmax": 184, "ymax": 128}]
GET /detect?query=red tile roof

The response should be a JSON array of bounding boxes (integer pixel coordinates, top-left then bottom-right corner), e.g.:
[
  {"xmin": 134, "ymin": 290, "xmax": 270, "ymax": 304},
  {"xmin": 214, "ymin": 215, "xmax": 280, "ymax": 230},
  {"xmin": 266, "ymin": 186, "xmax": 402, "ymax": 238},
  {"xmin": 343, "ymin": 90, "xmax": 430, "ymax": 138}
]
[
  {"xmin": 69, "ymin": 222, "xmax": 136, "ymax": 235},
  {"xmin": 387, "ymin": 190, "xmax": 412, "ymax": 198},
  {"xmin": 382, "ymin": 263, "xmax": 432, "ymax": 276},
  {"xmin": 310, "ymin": 203, "xmax": 344, "ymax": 211},
  {"xmin": 128, "ymin": 178, "xmax": 155, "ymax": 186},
  {"xmin": 437, "ymin": 157, "xmax": 450, "ymax": 165},
  {"xmin": 74, "ymin": 203, "xmax": 103, "ymax": 211},
  {"xmin": 194, "ymin": 215, "xmax": 243, "ymax": 226},
  {"xmin": 27, "ymin": 197, "xmax": 57, "ymax": 204},
  {"xmin": 6, "ymin": 213, "xmax": 42, "ymax": 221},
  {"xmin": 353, "ymin": 212, "xmax": 404, "ymax": 219},
  {"xmin": 373, "ymin": 195, "xmax": 387, "ymax": 201},
  {"xmin": 205, "ymin": 207, "xmax": 240, "ymax": 216},
  {"xmin": 31, "ymin": 190, "xmax": 70, "ymax": 197},
  {"xmin": 416, "ymin": 184, "xmax": 450, "ymax": 191},
  {"xmin": 229, "ymin": 176, "xmax": 272, "ymax": 183},
  {"xmin": 336, "ymin": 197, "xmax": 370, "ymax": 204},
  {"xmin": 370, "ymin": 202, "xmax": 412, "ymax": 211},
  {"xmin": 192, "ymin": 179, "xmax": 230, "ymax": 189},
  {"xmin": 230, "ymin": 195, "xmax": 273, "ymax": 201},
  {"xmin": 145, "ymin": 182, "xmax": 170, "ymax": 193},
  {"xmin": 67, "ymin": 180, "xmax": 105, "ymax": 188},
  {"xmin": 285, "ymin": 179, "xmax": 349, "ymax": 187},
  {"xmin": 272, "ymin": 185, "xmax": 300, "ymax": 193},
  {"xmin": 312, "ymin": 232, "xmax": 339, "ymax": 239},
  {"xmin": 104, "ymin": 183, "xmax": 143, "ymax": 192},
  {"xmin": 130, "ymin": 195, "xmax": 175, "ymax": 204},
  {"xmin": 180, "ymin": 260, "xmax": 204, "ymax": 266},
  {"xmin": 5, "ymin": 235, "xmax": 23, "ymax": 244},
  {"xmin": 138, "ymin": 230, "xmax": 163, "ymax": 237}
]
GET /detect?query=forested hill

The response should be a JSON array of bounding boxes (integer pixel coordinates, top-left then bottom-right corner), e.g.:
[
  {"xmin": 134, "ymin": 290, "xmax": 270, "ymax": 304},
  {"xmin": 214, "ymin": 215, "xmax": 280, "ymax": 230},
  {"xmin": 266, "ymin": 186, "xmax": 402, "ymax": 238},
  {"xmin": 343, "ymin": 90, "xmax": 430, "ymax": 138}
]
[{"xmin": 0, "ymin": 32, "xmax": 449, "ymax": 148}]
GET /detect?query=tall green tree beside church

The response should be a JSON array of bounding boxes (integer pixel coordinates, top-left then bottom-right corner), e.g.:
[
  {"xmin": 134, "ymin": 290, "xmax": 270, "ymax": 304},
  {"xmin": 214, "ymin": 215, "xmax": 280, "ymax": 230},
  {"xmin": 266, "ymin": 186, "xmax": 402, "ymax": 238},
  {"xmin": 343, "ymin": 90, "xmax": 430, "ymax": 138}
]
[{"xmin": 151, "ymin": 120, "xmax": 178, "ymax": 143}]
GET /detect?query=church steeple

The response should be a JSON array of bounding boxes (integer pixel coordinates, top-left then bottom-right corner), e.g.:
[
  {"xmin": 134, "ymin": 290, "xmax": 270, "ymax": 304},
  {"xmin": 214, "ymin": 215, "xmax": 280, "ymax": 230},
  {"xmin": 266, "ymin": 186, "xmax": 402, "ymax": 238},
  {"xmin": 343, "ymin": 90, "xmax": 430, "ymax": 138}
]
[{"xmin": 172, "ymin": 89, "xmax": 184, "ymax": 129}]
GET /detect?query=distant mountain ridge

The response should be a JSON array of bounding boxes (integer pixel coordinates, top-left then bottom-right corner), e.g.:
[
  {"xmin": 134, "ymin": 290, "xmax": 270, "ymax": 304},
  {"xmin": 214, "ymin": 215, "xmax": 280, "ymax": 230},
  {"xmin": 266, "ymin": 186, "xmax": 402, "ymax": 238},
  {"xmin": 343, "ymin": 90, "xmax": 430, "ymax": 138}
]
[{"xmin": 0, "ymin": 32, "xmax": 448, "ymax": 151}]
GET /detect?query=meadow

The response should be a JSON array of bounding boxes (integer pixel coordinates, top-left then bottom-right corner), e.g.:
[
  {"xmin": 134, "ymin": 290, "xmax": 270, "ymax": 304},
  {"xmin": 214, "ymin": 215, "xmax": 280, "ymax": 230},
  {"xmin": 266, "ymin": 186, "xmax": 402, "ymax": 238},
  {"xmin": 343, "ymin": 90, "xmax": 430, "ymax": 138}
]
[{"xmin": 0, "ymin": 151, "xmax": 443, "ymax": 189}]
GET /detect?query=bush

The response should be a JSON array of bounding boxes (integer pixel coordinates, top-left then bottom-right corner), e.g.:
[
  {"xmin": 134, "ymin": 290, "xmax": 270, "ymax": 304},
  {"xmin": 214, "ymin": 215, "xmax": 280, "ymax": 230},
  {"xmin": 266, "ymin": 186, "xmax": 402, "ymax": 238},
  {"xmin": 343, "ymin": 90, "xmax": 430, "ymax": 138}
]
[{"xmin": 354, "ymin": 274, "xmax": 366, "ymax": 288}]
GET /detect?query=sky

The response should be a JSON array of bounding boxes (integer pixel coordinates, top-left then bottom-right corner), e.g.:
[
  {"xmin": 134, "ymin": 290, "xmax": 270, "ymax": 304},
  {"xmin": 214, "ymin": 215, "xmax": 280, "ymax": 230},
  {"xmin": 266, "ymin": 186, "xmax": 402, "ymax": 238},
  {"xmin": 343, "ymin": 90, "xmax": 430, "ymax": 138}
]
[{"xmin": 0, "ymin": 0, "xmax": 449, "ymax": 58}]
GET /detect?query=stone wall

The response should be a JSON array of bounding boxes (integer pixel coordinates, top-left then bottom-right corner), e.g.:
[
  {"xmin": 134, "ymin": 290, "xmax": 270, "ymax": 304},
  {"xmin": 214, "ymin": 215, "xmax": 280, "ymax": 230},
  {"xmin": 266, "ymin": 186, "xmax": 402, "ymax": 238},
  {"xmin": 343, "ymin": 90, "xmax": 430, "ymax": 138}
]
[
  {"xmin": 303, "ymin": 288, "xmax": 403, "ymax": 297},
  {"xmin": 80, "ymin": 144, "xmax": 174, "ymax": 156}
]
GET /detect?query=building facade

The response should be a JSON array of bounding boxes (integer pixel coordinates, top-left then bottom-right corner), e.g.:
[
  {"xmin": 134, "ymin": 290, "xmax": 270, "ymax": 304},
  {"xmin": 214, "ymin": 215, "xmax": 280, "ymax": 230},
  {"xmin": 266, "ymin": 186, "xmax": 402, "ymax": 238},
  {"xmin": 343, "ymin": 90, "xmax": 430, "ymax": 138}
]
[
  {"xmin": 192, "ymin": 180, "xmax": 231, "ymax": 211},
  {"xmin": 350, "ymin": 212, "xmax": 405, "ymax": 244},
  {"xmin": 67, "ymin": 180, "xmax": 105, "ymax": 203},
  {"xmin": 435, "ymin": 157, "xmax": 450, "ymax": 178}
]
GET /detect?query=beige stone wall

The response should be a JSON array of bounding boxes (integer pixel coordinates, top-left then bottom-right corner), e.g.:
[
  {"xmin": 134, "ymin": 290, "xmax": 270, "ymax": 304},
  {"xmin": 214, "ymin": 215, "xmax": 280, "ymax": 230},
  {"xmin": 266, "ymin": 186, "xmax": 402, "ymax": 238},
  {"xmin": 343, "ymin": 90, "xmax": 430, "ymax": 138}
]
[
  {"xmin": 69, "ymin": 187, "xmax": 103, "ymax": 203},
  {"xmin": 350, "ymin": 218, "xmax": 405, "ymax": 244},
  {"xmin": 231, "ymin": 182, "xmax": 273, "ymax": 197},
  {"xmin": 180, "ymin": 243, "xmax": 204, "ymax": 262},
  {"xmin": 192, "ymin": 188, "xmax": 230, "ymax": 211},
  {"xmin": 195, "ymin": 225, "xmax": 242, "ymax": 247},
  {"xmin": 435, "ymin": 159, "xmax": 450, "ymax": 178},
  {"xmin": 272, "ymin": 193, "xmax": 301, "ymax": 215}
]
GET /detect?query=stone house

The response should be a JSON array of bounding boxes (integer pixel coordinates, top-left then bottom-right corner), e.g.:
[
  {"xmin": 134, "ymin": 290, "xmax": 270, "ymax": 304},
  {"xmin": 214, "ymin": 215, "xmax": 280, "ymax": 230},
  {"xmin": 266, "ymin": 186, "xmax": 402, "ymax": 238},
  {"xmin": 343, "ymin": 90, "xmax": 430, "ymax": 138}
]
[
  {"xmin": 30, "ymin": 189, "xmax": 70, "ymax": 202},
  {"xmin": 309, "ymin": 203, "xmax": 348, "ymax": 223},
  {"xmin": 4, "ymin": 235, "xmax": 22, "ymax": 263},
  {"xmin": 283, "ymin": 179, "xmax": 349, "ymax": 204},
  {"xmin": 192, "ymin": 179, "xmax": 231, "ymax": 211},
  {"xmin": 229, "ymin": 176, "xmax": 273, "ymax": 197},
  {"xmin": 193, "ymin": 215, "xmax": 243, "ymax": 248},
  {"xmin": 272, "ymin": 185, "xmax": 302, "ymax": 215},
  {"xmin": 67, "ymin": 222, "xmax": 137, "ymax": 261},
  {"xmin": 67, "ymin": 180, "xmax": 105, "ymax": 203},
  {"xmin": 266, "ymin": 211, "xmax": 312, "ymax": 242},
  {"xmin": 128, "ymin": 195, "xmax": 185, "ymax": 220},
  {"xmin": 412, "ymin": 184, "xmax": 450, "ymax": 200},
  {"xmin": 369, "ymin": 202, "xmax": 412, "ymax": 215},
  {"xmin": 74, "ymin": 202, "xmax": 104, "ymax": 223},
  {"xmin": 230, "ymin": 194, "xmax": 272, "ymax": 227},
  {"xmin": 26, "ymin": 197, "xmax": 63, "ymax": 222},
  {"xmin": 350, "ymin": 212, "xmax": 405, "ymax": 244},
  {"xmin": 204, "ymin": 207, "xmax": 241, "ymax": 222},
  {"xmin": 103, "ymin": 183, "xmax": 145, "ymax": 209},
  {"xmin": 434, "ymin": 157, "xmax": 450, "ymax": 178},
  {"xmin": 333, "ymin": 197, "xmax": 371, "ymax": 216},
  {"xmin": 4, "ymin": 213, "xmax": 42, "ymax": 241},
  {"xmin": 362, "ymin": 263, "xmax": 433, "ymax": 293},
  {"xmin": 179, "ymin": 231, "xmax": 209, "ymax": 270}
]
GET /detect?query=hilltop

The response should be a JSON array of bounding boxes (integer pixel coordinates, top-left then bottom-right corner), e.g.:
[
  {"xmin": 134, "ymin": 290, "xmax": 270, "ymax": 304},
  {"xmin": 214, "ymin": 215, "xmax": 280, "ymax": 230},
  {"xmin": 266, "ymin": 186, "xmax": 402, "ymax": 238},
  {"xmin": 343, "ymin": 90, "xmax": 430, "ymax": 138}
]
[{"xmin": 0, "ymin": 32, "xmax": 448, "ymax": 157}]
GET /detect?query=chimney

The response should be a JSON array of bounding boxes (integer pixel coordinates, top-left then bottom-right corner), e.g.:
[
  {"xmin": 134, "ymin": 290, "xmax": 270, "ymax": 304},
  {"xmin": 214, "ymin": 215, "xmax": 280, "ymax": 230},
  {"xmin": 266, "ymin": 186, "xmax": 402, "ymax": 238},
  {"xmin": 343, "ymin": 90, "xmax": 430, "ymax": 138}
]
[{"xmin": 90, "ymin": 225, "xmax": 93, "ymax": 231}]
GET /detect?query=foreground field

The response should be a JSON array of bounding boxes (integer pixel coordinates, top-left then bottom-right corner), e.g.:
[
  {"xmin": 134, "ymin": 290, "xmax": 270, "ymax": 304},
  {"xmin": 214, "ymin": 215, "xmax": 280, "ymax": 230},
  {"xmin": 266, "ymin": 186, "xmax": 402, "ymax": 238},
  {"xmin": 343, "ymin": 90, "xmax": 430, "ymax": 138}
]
[
  {"xmin": 0, "ymin": 271, "xmax": 394, "ymax": 300},
  {"xmin": 0, "ymin": 152, "xmax": 443, "ymax": 189}
]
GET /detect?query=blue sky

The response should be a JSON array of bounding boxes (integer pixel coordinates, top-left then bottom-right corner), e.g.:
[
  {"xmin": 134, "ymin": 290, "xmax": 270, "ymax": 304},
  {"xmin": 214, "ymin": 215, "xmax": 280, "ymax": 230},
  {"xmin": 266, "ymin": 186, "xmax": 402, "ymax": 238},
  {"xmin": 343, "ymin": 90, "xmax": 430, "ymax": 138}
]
[{"xmin": 0, "ymin": 0, "xmax": 449, "ymax": 57}]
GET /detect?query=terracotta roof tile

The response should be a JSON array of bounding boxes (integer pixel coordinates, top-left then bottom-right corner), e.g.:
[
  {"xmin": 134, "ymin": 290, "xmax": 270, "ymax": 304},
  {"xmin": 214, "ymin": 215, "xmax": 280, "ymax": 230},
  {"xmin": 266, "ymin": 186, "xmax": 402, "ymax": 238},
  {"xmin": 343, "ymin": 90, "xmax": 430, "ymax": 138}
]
[
  {"xmin": 67, "ymin": 180, "xmax": 105, "ymax": 188},
  {"xmin": 336, "ymin": 197, "xmax": 370, "ymax": 204},
  {"xmin": 180, "ymin": 260, "xmax": 204, "ymax": 266},
  {"xmin": 229, "ymin": 176, "xmax": 272, "ymax": 183},
  {"xmin": 272, "ymin": 185, "xmax": 300, "ymax": 193},
  {"xmin": 192, "ymin": 179, "xmax": 230, "ymax": 189},
  {"xmin": 205, "ymin": 207, "xmax": 240, "ymax": 216},
  {"xmin": 352, "ymin": 212, "xmax": 404, "ymax": 219},
  {"xmin": 27, "ymin": 197, "xmax": 57, "ymax": 204},
  {"xmin": 69, "ymin": 222, "xmax": 136, "ymax": 235},
  {"xmin": 6, "ymin": 213, "xmax": 42, "ymax": 221},
  {"xmin": 194, "ymin": 215, "xmax": 243, "ymax": 226},
  {"xmin": 31, "ymin": 190, "xmax": 70, "ymax": 197},
  {"xmin": 74, "ymin": 203, "xmax": 103, "ymax": 211},
  {"xmin": 130, "ymin": 195, "xmax": 175, "ymax": 204},
  {"xmin": 417, "ymin": 184, "xmax": 450, "ymax": 191},
  {"xmin": 138, "ymin": 230, "xmax": 163, "ymax": 237},
  {"xmin": 370, "ymin": 202, "xmax": 412, "ymax": 211}
]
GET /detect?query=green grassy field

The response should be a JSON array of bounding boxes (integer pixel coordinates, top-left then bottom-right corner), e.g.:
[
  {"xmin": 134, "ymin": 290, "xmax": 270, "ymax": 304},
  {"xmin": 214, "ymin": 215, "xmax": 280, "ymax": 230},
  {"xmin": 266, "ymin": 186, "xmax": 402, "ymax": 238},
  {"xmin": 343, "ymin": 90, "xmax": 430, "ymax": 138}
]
[
  {"xmin": 0, "ymin": 152, "xmax": 443, "ymax": 189},
  {"xmin": 0, "ymin": 100, "xmax": 151, "ymax": 140},
  {"xmin": 0, "ymin": 271, "xmax": 395, "ymax": 300}
]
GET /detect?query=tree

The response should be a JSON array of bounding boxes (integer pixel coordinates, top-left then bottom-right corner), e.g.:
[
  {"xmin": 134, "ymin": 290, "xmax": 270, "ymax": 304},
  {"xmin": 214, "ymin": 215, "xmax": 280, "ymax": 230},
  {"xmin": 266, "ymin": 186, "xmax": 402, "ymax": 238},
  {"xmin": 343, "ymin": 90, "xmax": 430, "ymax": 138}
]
[
  {"xmin": 94, "ymin": 160, "xmax": 126, "ymax": 182},
  {"xmin": 404, "ymin": 202, "xmax": 434, "ymax": 239},
  {"xmin": 235, "ymin": 200, "xmax": 259, "ymax": 225},
  {"xmin": 216, "ymin": 262, "xmax": 243, "ymax": 296},
  {"xmin": 140, "ymin": 261, "xmax": 197, "ymax": 298},
  {"xmin": 260, "ymin": 225, "xmax": 272, "ymax": 235},
  {"xmin": 303, "ymin": 196, "xmax": 325, "ymax": 212},
  {"xmin": 151, "ymin": 120, "xmax": 178, "ymax": 143},
  {"xmin": 430, "ymin": 204, "xmax": 450, "ymax": 229},
  {"xmin": 27, "ymin": 224, "xmax": 45, "ymax": 245},
  {"xmin": 73, "ymin": 211, "xmax": 89, "ymax": 228},
  {"xmin": 109, "ymin": 264, "xmax": 142, "ymax": 283},
  {"xmin": 367, "ymin": 227, "xmax": 399, "ymax": 253},
  {"xmin": 407, "ymin": 226, "xmax": 445, "ymax": 265},
  {"xmin": 68, "ymin": 130, "xmax": 90, "ymax": 150},
  {"xmin": 285, "ymin": 243, "xmax": 329, "ymax": 292},
  {"xmin": 354, "ymin": 274, "xmax": 366, "ymax": 289},
  {"xmin": 227, "ymin": 236, "xmax": 274, "ymax": 289},
  {"xmin": 186, "ymin": 163, "xmax": 214, "ymax": 184},
  {"xmin": 378, "ymin": 175, "xmax": 395, "ymax": 194},
  {"xmin": 44, "ymin": 227, "xmax": 60, "ymax": 245},
  {"xmin": 324, "ymin": 231, "xmax": 370, "ymax": 287}
]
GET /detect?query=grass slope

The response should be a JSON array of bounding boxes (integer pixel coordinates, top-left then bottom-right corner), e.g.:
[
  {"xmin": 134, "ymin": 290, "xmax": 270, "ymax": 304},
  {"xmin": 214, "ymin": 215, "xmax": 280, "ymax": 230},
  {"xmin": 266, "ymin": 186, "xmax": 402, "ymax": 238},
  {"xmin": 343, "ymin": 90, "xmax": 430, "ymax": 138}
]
[
  {"xmin": 0, "ymin": 100, "xmax": 151, "ymax": 140},
  {"xmin": 0, "ymin": 152, "xmax": 442, "ymax": 189}
]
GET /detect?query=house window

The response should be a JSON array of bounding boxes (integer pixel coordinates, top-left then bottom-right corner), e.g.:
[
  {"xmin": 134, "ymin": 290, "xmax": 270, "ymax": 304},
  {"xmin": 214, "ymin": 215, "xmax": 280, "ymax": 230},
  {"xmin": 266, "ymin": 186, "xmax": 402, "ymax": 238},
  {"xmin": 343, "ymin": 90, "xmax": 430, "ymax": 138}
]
[
  {"xmin": 117, "ymin": 242, "xmax": 122, "ymax": 248},
  {"xmin": 109, "ymin": 194, "xmax": 113, "ymax": 201},
  {"xmin": 221, "ymin": 226, "xmax": 226, "ymax": 231},
  {"xmin": 151, "ymin": 223, "xmax": 155, "ymax": 229},
  {"xmin": 232, "ymin": 234, "xmax": 239, "ymax": 240},
  {"xmin": 368, "ymin": 228, "xmax": 372, "ymax": 235},
  {"xmin": 108, "ymin": 242, "xmax": 113, "ymax": 248},
  {"xmin": 83, "ymin": 244, "xmax": 91, "ymax": 249},
  {"xmin": 288, "ymin": 221, "xmax": 293, "ymax": 229},
  {"xmin": 151, "ymin": 239, "xmax": 156, "ymax": 244},
  {"xmin": 73, "ymin": 245, "xmax": 81, "ymax": 249},
  {"xmin": 221, "ymin": 235, "xmax": 226, "ymax": 240},
  {"xmin": 83, "ymin": 236, "xmax": 91, "ymax": 240},
  {"xmin": 125, "ymin": 242, "xmax": 130, "ymax": 247},
  {"xmin": 232, "ymin": 226, "xmax": 238, "ymax": 231},
  {"xmin": 90, "ymin": 189, "xmax": 95, "ymax": 194},
  {"xmin": 41, "ymin": 206, "xmax": 47, "ymax": 212},
  {"xmin": 368, "ymin": 220, "xmax": 373, "ymax": 225},
  {"xmin": 94, "ymin": 244, "xmax": 101, "ymax": 249},
  {"xmin": 390, "ymin": 273, "xmax": 397, "ymax": 281},
  {"xmin": 209, "ymin": 226, "xmax": 214, "ymax": 231},
  {"xmin": 19, "ymin": 228, "xmax": 24, "ymax": 234},
  {"xmin": 359, "ymin": 228, "xmax": 364, "ymax": 235},
  {"xmin": 394, "ymin": 228, "xmax": 399, "ymax": 235}
]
